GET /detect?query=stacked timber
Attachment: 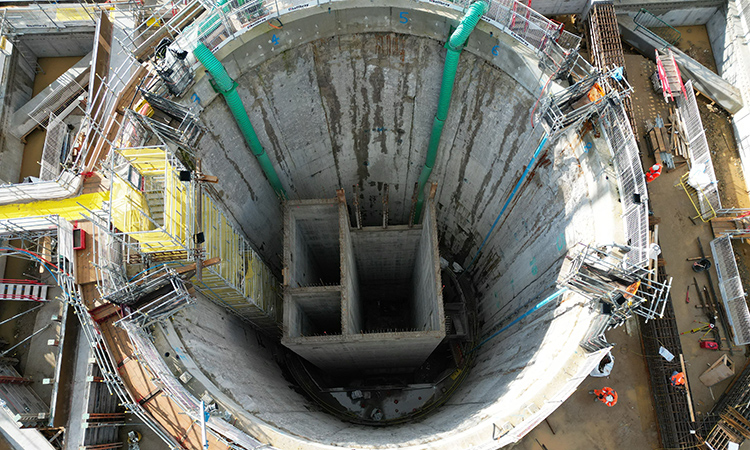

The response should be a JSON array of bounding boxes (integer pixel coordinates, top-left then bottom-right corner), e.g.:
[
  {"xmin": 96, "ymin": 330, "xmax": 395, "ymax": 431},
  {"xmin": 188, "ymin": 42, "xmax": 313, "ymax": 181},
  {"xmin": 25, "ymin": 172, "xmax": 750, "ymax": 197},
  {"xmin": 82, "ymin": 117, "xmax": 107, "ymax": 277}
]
[{"xmin": 645, "ymin": 109, "xmax": 690, "ymax": 170}]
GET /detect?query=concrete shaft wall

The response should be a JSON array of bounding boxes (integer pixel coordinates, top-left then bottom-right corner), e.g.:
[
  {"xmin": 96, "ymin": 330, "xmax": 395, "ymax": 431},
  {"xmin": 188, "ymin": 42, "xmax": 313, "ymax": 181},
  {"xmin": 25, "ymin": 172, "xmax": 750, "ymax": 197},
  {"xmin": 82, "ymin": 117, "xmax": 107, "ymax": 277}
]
[
  {"xmin": 182, "ymin": 2, "xmax": 624, "ymax": 448},
  {"xmin": 707, "ymin": 1, "xmax": 750, "ymax": 196}
]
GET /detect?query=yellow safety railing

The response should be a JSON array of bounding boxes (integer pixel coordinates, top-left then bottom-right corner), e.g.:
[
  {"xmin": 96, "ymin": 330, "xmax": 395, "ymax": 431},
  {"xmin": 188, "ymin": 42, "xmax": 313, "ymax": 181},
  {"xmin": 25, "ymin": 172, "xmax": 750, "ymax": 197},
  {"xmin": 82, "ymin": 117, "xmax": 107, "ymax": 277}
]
[{"xmin": 676, "ymin": 172, "xmax": 717, "ymax": 222}]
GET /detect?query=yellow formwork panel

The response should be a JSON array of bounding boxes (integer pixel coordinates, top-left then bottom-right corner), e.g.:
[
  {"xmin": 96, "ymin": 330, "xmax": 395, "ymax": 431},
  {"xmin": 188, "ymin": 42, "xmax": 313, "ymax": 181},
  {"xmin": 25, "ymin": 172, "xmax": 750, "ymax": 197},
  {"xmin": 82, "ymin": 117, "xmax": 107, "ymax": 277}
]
[
  {"xmin": 55, "ymin": 7, "xmax": 93, "ymax": 21},
  {"xmin": 111, "ymin": 175, "xmax": 152, "ymax": 233},
  {"xmin": 161, "ymin": 169, "xmax": 191, "ymax": 245},
  {"xmin": 0, "ymin": 192, "xmax": 108, "ymax": 221},
  {"xmin": 136, "ymin": 231, "xmax": 186, "ymax": 252},
  {"xmin": 119, "ymin": 148, "xmax": 169, "ymax": 175},
  {"xmin": 113, "ymin": 147, "xmax": 193, "ymax": 253}
]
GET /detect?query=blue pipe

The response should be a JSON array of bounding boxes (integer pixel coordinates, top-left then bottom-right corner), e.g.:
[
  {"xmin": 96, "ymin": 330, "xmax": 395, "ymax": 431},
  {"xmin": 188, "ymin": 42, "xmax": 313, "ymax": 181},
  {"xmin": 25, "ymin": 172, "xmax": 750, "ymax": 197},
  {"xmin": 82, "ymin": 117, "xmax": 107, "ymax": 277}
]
[
  {"xmin": 465, "ymin": 132, "xmax": 549, "ymax": 272},
  {"xmin": 468, "ymin": 287, "xmax": 568, "ymax": 354}
]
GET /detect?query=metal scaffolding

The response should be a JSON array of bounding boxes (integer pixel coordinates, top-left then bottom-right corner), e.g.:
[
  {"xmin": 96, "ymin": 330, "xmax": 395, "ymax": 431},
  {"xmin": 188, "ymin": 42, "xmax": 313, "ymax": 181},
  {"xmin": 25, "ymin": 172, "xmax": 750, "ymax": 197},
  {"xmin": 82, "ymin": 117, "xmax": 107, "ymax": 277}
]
[
  {"xmin": 99, "ymin": 143, "xmax": 281, "ymax": 332},
  {"xmin": 559, "ymin": 244, "xmax": 672, "ymax": 325}
]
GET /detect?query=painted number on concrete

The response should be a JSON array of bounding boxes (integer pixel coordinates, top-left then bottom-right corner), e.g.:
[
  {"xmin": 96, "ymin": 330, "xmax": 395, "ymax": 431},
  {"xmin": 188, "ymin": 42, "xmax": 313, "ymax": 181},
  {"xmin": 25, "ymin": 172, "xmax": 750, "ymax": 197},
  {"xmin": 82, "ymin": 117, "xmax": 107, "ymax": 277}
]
[
  {"xmin": 556, "ymin": 232, "xmax": 566, "ymax": 252},
  {"xmin": 492, "ymin": 45, "xmax": 499, "ymax": 56},
  {"xmin": 271, "ymin": 34, "xmax": 280, "ymax": 45},
  {"xmin": 583, "ymin": 142, "xmax": 592, "ymax": 153},
  {"xmin": 530, "ymin": 257, "xmax": 538, "ymax": 276},
  {"xmin": 399, "ymin": 12, "xmax": 409, "ymax": 24},
  {"xmin": 190, "ymin": 93, "xmax": 201, "ymax": 105}
]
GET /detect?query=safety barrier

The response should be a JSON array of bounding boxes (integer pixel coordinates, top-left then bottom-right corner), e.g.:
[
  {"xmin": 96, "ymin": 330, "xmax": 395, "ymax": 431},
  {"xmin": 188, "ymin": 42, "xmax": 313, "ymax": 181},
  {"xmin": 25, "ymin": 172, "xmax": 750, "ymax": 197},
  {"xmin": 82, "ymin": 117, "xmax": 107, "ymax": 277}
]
[
  {"xmin": 174, "ymin": 0, "xmax": 579, "ymax": 71},
  {"xmin": 677, "ymin": 80, "xmax": 721, "ymax": 220},
  {"xmin": 600, "ymin": 99, "xmax": 650, "ymax": 267},
  {"xmin": 633, "ymin": 8, "xmax": 681, "ymax": 46},
  {"xmin": 710, "ymin": 235, "xmax": 750, "ymax": 345},
  {"xmin": 122, "ymin": 319, "xmax": 275, "ymax": 449}
]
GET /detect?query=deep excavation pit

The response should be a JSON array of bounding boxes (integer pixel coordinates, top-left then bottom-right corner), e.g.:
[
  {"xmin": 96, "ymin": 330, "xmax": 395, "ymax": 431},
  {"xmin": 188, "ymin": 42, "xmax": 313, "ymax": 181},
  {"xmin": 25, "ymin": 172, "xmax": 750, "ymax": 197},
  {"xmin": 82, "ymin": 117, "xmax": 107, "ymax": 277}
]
[{"xmin": 168, "ymin": 3, "xmax": 624, "ymax": 448}]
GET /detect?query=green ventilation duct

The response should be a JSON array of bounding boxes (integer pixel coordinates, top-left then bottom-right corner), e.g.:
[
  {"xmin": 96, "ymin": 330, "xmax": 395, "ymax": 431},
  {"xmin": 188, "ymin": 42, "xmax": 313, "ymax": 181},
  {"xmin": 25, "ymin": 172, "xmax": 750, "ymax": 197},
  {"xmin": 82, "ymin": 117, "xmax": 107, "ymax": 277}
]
[
  {"xmin": 193, "ymin": 43, "xmax": 287, "ymax": 199},
  {"xmin": 414, "ymin": 1, "xmax": 488, "ymax": 220}
]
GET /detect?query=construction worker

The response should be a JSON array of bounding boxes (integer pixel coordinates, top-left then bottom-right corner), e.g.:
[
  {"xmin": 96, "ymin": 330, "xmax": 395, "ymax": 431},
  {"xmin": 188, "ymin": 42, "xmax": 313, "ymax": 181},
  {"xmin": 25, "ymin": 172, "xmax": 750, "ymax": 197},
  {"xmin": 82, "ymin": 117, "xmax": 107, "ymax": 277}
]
[
  {"xmin": 671, "ymin": 371, "xmax": 686, "ymax": 387},
  {"xmin": 645, "ymin": 164, "xmax": 662, "ymax": 183},
  {"xmin": 590, "ymin": 387, "xmax": 618, "ymax": 407}
]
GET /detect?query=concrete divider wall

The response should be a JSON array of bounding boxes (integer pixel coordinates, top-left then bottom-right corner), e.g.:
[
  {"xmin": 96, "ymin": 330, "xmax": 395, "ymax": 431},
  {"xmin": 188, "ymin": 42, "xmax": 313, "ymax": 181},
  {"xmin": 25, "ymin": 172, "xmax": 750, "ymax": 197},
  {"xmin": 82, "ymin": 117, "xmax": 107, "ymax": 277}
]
[
  {"xmin": 341, "ymin": 201, "xmax": 362, "ymax": 334},
  {"xmin": 412, "ymin": 201, "xmax": 442, "ymax": 331}
]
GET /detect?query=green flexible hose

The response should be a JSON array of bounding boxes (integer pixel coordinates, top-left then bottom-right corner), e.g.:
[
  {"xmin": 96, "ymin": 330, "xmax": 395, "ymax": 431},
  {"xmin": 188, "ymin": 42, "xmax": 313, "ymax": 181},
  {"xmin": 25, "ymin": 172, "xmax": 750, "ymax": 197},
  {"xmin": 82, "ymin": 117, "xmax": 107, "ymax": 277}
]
[
  {"xmin": 414, "ymin": 1, "xmax": 487, "ymax": 221},
  {"xmin": 194, "ymin": 43, "xmax": 287, "ymax": 199}
]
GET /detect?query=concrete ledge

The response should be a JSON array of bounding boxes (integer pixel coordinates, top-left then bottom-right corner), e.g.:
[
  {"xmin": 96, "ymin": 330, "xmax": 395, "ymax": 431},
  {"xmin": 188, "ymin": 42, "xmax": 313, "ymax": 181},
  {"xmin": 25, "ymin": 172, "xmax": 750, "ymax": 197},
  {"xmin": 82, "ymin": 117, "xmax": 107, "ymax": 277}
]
[{"xmin": 618, "ymin": 14, "xmax": 744, "ymax": 114}]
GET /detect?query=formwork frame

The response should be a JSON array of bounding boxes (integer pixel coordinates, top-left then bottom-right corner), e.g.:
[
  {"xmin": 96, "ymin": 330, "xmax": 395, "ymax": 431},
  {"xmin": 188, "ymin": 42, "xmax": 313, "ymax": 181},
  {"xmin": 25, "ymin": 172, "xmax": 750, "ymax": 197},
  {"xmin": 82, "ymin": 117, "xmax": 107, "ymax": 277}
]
[
  {"xmin": 541, "ymin": 66, "xmax": 633, "ymax": 137},
  {"xmin": 97, "ymin": 143, "xmax": 281, "ymax": 332}
]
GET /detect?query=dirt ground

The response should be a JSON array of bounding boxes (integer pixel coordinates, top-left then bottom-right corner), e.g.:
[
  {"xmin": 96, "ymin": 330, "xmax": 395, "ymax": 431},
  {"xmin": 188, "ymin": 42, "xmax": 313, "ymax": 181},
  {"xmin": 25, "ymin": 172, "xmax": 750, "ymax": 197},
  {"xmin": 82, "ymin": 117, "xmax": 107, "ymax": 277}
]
[
  {"xmin": 516, "ymin": 24, "xmax": 750, "ymax": 450},
  {"xmin": 513, "ymin": 326, "xmax": 660, "ymax": 450},
  {"xmin": 18, "ymin": 56, "xmax": 82, "ymax": 182}
]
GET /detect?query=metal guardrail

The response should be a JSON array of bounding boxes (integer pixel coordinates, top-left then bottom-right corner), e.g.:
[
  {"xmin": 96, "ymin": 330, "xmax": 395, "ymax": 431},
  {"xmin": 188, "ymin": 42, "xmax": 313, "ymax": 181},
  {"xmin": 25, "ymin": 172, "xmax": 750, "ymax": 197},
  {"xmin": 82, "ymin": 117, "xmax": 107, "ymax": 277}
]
[
  {"xmin": 121, "ymin": 320, "xmax": 274, "ymax": 449},
  {"xmin": 600, "ymin": 99, "xmax": 650, "ymax": 267},
  {"xmin": 677, "ymin": 80, "xmax": 722, "ymax": 221},
  {"xmin": 82, "ymin": 215, "xmax": 185, "ymax": 449},
  {"xmin": 0, "ymin": 171, "xmax": 81, "ymax": 205},
  {"xmin": 710, "ymin": 235, "xmax": 750, "ymax": 346},
  {"xmin": 176, "ymin": 0, "xmax": 580, "ymax": 69},
  {"xmin": 633, "ymin": 8, "xmax": 681, "ymax": 46},
  {"xmin": 676, "ymin": 172, "xmax": 717, "ymax": 223}
]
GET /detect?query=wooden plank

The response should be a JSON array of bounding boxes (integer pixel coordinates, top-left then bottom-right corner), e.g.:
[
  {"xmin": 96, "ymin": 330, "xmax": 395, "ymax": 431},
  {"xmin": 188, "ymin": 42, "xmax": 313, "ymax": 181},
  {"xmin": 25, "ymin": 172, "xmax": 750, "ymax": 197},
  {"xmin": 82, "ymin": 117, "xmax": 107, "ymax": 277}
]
[
  {"xmin": 720, "ymin": 415, "xmax": 750, "ymax": 439},
  {"xmin": 654, "ymin": 127, "xmax": 667, "ymax": 156},
  {"xmin": 710, "ymin": 220, "xmax": 736, "ymax": 238},
  {"xmin": 75, "ymin": 221, "xmax": 98, "ymax": 285},
  {"xmin": 680, "ymin": 353, "xmax": 696, "ymax": 423},
  {"xmin": 658, "ymin": 126, "xmax": 672, "ymax": 153}
]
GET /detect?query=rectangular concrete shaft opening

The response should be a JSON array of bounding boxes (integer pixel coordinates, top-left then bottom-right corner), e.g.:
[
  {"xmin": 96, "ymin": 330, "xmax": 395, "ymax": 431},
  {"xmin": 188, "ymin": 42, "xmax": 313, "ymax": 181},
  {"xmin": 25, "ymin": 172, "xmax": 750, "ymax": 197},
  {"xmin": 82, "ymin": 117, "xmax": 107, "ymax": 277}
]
[{"xmin": 282, "ymin": 197, "xmax": 445, "ymax": 372}]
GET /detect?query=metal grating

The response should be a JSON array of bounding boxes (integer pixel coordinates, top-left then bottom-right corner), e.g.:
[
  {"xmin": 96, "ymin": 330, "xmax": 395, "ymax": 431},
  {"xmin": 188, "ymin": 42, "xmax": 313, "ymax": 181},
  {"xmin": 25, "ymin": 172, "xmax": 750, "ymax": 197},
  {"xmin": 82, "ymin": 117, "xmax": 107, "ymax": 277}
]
[
  {"xmin": 711, "ymin": 235, "xmax": 750, "ymax": 345},
  {"xmin": 640, "ymin": 266, "xmax": 697, "ymax": 449},
  {"xmin": 601, "ymin": 100, "xmax": 650, "ymax": 267},
  {"xmin": 40, "ymin": 113, "xmax": 66, "ymax": 181},
  {"xmin": 584, "ymin": 2, "xmax": 636, "ymax": 134}
]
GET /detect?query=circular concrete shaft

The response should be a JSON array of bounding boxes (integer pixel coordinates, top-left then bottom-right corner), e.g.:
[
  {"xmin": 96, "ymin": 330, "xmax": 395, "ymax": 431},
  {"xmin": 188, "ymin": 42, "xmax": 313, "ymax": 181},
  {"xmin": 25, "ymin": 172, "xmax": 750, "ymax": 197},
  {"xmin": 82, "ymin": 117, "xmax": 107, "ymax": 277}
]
[{"xmin": 170, "ymin": 2, "xmax": 623, "ymax": 448}]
